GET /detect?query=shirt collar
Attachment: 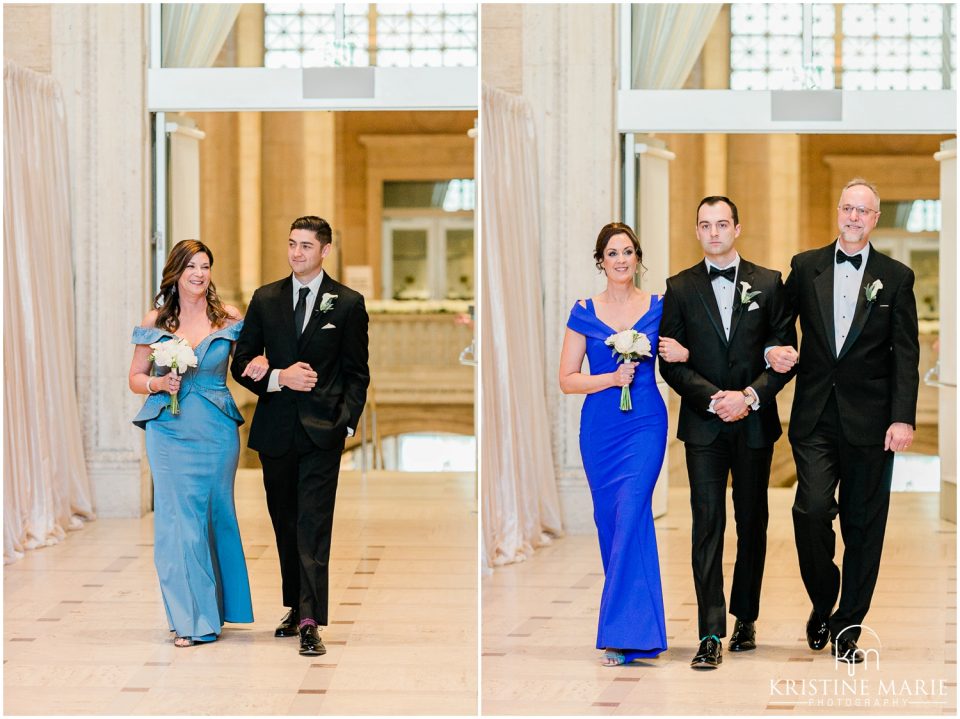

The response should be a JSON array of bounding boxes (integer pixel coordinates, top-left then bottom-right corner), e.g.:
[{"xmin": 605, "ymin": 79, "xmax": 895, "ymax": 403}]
[
  {"xmin": 293, "ymin": 270, "xmax": 325, "ymax": 296},
  {"xmin": 704, "ymin": 252, "xmax": 741, "ymax": 273}
]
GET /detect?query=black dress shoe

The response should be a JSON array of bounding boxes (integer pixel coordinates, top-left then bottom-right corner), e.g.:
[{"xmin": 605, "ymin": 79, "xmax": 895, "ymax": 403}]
[
  {"xmin": 806, "ymin": 611, "xmax": 830, "ymax": 651},
  {"xmin": 728, "ymin": 620, "xmax": 756, "ymax": 652},
  {"xmin": 275, "ymin": 608, "xmax": 300, "ymax": 638},
  {"xmin": 831, "ymin": 637, "xmax": 863, "ymax": 664},
  {"xmin": 690, "ymin": 637, "xmax": 722, "ymax": 669},
  {"xmin": 298, "ymin": 624, "xmax": 326, "ymax": 656}
]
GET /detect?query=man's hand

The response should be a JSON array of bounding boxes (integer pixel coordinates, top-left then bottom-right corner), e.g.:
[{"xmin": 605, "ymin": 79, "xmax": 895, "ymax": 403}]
[
  {"xmin": 884, "ymin": 422, "xmax": 914, "ymax": 452},
  {"xmin": 711, "ymin": 390, "xmax": 749, "ymax": 422},
  {"xmin": 766, "ymin": 345, "xmax": 799, "ymax": 374},
  {"xmin": 279, "ymin": 362, "xmax": 318, "ymax": 392}
]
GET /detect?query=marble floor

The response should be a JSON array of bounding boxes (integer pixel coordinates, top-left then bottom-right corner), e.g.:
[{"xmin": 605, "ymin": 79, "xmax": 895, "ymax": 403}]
[
  {"xmin": 4, "ymin": 468, "xmax": 478, "ymax": 716},
  {"xmin": 482, "ymin": 487, "xmax": 957, "ymax": 716}
]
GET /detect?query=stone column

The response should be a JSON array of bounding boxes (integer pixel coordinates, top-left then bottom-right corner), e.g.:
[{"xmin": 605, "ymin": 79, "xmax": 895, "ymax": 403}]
[
  {"xmin": 935, "ymin": 139, "xmax": 956, "ymax": 522},
  {"xmin": 518, "ymin": 4, "xmax": 620, "ymax": 533},
  {"xmin": 51, "ymin": 4, "xmax": 152, "ymax": 516}
]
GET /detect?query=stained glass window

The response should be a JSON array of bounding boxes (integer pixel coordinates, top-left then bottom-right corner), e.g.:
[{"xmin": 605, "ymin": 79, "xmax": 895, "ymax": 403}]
[
  {"xmin": 264, "ymin": 3, "xmax": 477, "ymax": 69},
  {"xmin": 729, "ymin": 3, "xmax": 955, "ymax": 90}
]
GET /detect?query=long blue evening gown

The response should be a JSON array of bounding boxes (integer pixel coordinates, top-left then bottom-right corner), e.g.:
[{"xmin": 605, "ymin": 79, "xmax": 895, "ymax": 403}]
[
  {"xmin": 566, "ymin": 296, "xmax": 668, "ymax": 658},
  {"xmin": 132, "ymin": 322, "xmax": 254, "ymax": 642}
]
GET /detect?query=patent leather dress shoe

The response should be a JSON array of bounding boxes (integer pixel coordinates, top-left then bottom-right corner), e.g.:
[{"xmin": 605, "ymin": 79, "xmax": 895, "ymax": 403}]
[
  {"xmin": 275, "ymin": 608, "xmax": 300, "ymax": 638},
  {"xmin": 806, "ymin": 611, "xmax": 830, "ymax": 651},
  {"xmin": 299, "ymin": 624, "xmax": 326, "ymax": 656},
  {"xmin": 728, "ymin": 620, "xmax": 756, "ymax": 652},
  {"xmin": 831, "ymin": 637, "xmax": 863, "ymax": 664},
  {"xmin": 690, "ymin": 637, "xmax": 722, "ymax": 669}
]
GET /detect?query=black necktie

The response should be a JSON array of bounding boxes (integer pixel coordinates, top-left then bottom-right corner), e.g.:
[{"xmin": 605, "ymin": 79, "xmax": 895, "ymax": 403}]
[
  {"xmin": 294, "ymin": 287, "xmax": 310, "ymax": 339},
  {"xmin": 708, "ymin": 265, "xmax": 736, "ymax": 283},
  {"xmin": 836, "ymin": 249, "xmax": 862, "ymax": 270}
]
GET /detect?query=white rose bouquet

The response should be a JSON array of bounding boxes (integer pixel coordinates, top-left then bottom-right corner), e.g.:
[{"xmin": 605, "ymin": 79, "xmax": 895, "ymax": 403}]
[
  {"xmin": 604, "ymin": 329, "xmax": 653, "ymax": 411},
  {"xmin": 149, "ymin": 337, "xmax": 198, "ymax": 415}
]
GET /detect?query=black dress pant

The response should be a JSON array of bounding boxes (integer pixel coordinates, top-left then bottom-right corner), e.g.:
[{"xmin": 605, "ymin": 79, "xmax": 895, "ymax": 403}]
[
  {"xmin": 791, "ymin": 391, "xmax": 893, "ymax": 641},
  {"xmin": 259, "ymin": 421, "xmax": 344, "ymax": 625},
  {"xmin": 685, "ymin": 423, "xmax": 773, "ymax": 639}
]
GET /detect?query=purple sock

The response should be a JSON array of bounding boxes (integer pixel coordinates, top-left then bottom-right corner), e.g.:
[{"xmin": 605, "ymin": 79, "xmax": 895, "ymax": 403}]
[{"xmin": 298, "ymin": 617, "xmax": 318, "ymax": 629}]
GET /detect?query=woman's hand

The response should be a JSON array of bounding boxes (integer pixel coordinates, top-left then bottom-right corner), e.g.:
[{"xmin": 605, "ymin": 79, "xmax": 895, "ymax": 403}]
[
  {"xmin": 611, "ymin": 361, "xmax": 636, "ymax": 387},
  {"xmin": 658, "ymin": 336, "xmax": 689, "ymax": 363},
  {"xmin": 155, "ymin": 369, "xmax": 181, "ymax": 394},
  {"xmin": 241, "ymin": 354, "xmax": 270, "ymax": 381}
]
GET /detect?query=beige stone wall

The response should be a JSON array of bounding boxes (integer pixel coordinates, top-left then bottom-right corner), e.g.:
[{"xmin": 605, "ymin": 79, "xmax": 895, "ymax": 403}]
[{"xmin": 3, "ymin": 4, "xmax": 52, "ymax": 72}]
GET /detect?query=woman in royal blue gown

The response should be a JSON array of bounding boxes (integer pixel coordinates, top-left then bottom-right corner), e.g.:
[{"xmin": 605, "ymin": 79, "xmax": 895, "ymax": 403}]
[
  {"xmin": 128, "ymin": 240, "xmax": 269, "ymax": 647},
  {"xmin": 559, "ymin": 222, "xmax": 688, "ymax": 666}
]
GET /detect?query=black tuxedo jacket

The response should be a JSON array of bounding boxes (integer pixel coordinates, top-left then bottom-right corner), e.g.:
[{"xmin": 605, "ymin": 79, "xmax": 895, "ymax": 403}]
[
  {"xmin": 784, "ymin": 242, "xmax": 919, "ymax": 445},
  {"xmin": 659, "ymin": 259, "xmax": 797, "ymax": 449},
  {"xmin": 231, "ymin": 272, "xmax": 370, "ymax": 454}
]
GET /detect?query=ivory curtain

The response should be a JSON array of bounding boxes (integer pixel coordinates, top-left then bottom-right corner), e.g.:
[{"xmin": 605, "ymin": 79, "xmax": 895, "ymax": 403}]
[
  {"xmin": 4, "ymin": 62, "xmax": 95, "ymax": 564},
  {"xmin": 161, "ymin": 4, "xmax": 241, "ymax": 68},
  {"xmin": 631, "ymin": 4, "xmax": 723, "ymax": 89},
  {"xmin": 481, "ymin": 85, "xmax": 563, "ymax": 568}
]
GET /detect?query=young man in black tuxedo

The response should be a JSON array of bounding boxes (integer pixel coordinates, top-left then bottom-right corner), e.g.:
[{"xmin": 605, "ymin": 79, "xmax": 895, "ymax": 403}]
[
  {"xmin": 232, "ymin": 215, "xmax": 369, "ymax": 656},
  {"xmin": 766, "ymin": 179, "xmax": 919, "ymax": 664},
  {"xmin": 659, "ymin": 196, "xmax": 796, "ymax": 670}
]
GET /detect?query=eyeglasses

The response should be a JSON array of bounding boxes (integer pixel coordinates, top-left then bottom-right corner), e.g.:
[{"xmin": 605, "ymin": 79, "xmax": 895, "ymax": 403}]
[{"xmin": 838, "ymin": 204, "xmax": 879, "ymax": 217}]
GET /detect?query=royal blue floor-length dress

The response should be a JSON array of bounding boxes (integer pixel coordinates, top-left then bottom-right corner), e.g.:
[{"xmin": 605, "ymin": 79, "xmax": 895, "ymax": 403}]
[
  {"xmin": 566, "ymin": 297, "xmax": 668, "ymax": 657},
  {"xmin": 132, "ymin": 322, "xmax": 254, "ymax": 642}
]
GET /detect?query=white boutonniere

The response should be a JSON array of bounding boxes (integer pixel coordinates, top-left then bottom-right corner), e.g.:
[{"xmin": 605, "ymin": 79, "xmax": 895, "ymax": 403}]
[
  {"xmin": 738, "ymin": 281, "xmax": 761, "ymax": 307},
  {"xmin": 864, "ymin": 279, "xmax": 883, "ymax": 303},
  {"xmin": 318, "ymin": 292, "xmax": 338, "ymax": 312}
]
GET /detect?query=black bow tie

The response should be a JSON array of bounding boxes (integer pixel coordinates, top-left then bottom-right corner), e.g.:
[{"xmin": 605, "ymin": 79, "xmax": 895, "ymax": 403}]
[
  {"xmin": 708, "ymin": 265, "xmax": 736, "ymax": 283},
  {"xmin": 836, "ymin": 249, "xmax": 863, "ymax": 270}
]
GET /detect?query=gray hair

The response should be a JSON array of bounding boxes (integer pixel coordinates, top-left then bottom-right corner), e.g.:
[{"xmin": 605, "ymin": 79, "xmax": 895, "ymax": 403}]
[{"xmin": 841, "ymin": 178, "xmax": 880, "ymax": 205}]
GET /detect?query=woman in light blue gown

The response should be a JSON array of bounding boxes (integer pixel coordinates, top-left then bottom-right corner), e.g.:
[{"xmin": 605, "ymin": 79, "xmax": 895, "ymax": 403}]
[{"xmin": 128, "ymin": 240, "xmax": 268, "ymax": 647}]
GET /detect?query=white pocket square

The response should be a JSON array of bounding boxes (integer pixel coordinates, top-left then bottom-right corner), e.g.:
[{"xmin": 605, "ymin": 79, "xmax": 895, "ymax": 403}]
[
  {"xmin": 322, "ymin": 323, "xmax": 336, "ymax": 330},
  {"xmin": 748, "ymin": 301, "xmax": 760, "ymax": 311}
]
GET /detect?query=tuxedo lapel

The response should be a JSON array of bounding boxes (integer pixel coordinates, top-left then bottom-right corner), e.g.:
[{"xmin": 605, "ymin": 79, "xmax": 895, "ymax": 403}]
[
  {"xmin": 812, "ymin": 248, "xmax": 837, "ymax": 357},
  {"xmin": 691, "ymin": 263, "xmax": 728, "ymax": 346},
  {"xmin": 298, "ymin": 272, "xmax": 336, "ymax": 351},
  {"xmin": 278, "ymin": 275, "xmax": 298, "ymax": 350},
  {"xmin": 838, "ymin": 248, "xmax": 878, "ymax": 360},
  {"xmin": 727, "ymin": 261, "xmax": 752, "ymax": 344}
]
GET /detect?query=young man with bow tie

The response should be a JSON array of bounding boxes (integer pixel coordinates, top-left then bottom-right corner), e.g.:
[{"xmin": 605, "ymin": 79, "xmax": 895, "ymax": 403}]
[{"xmin": 659, "ymin": 196, "xmax": 797, "ymax": 669}]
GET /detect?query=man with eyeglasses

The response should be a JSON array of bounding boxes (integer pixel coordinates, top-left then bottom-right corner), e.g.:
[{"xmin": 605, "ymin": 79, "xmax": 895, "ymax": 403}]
[{"xmin": 766, "ymin": 178, "xmax": 919, "ymax": 664}]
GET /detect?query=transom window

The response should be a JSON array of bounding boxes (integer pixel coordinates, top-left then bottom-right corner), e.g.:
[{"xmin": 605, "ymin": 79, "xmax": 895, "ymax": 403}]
[
  {"xmin": 264, "ymin": 3, "xmax": 478, "ymax": 69},
  {"xmin": 730, "ymin": 3, "xmax": 956, "ymax": 90}
]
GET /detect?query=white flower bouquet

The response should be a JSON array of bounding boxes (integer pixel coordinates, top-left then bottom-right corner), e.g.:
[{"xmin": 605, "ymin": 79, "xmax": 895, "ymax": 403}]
[
  {"xmin": 149, "ymin": 337, "xmax": 198, "ymax": 415},
  {"xmin": 604, "ymin": 329, "xmax": 653, "ymax": 411}
]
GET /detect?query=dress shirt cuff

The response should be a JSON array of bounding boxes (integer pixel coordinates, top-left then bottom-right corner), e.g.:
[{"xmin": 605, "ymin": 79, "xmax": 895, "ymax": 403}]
[
  {"xmin": 267, "ymin": 369, "xmax": 282, "ymax": 393},
  {"xmin": 745, "ymin": 386, "xmax": 760, "ymax": 410},
  {"xmin": 707, "ymin": 399, "xmax": 717, "ymax": 414},
  {"xmin": 346, "ymin": 427, "xmax": 355, "ymax": 438}
]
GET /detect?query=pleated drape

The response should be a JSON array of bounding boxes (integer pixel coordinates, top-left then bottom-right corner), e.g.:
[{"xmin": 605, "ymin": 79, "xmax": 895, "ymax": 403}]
[
  {"xmin": 631, "ymin": 4, "xmax": 723, "ymax": 89},
  {"xmin": 4, "ymin": 61, "xmax": 95, "ymax": 564},
  {"xmin": 161, "ymin": 4, "xmax": 241, "ymax": 68},
  {"xmin": 481, "ymin": 85, "xmax": 563, "ymax": 568}
]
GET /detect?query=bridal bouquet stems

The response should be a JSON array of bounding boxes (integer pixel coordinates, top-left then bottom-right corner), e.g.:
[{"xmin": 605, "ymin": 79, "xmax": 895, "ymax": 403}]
[
  {"xmin": 604, "ymin": 330, "xmax": 652, "ymax": 411},
  {"xmin": 149, "ymin": 338, "xmax": 198, "ymax": 415}
]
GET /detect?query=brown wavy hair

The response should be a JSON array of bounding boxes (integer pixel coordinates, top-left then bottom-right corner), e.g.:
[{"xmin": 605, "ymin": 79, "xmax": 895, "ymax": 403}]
[
  {"xmin": 593, "ymin": 222, "xmax": 646, "ymax": 273},
  {"xmin": 153, "ymin": 240, "xmax": 231, "ymax": 332}
]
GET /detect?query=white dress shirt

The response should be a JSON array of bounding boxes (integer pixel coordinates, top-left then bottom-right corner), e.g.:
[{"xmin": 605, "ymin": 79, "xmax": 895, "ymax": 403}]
[
  {"xmin": 703, "ymin": 255, "xmax": 760, "ymax": 412},
  {"xmin": 833, "ymin": 240, "xmax": 869, "ymax": 354},
  {"xmin": 705, "ymin": 255, "xmax": 740, "ymax": 340}
]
